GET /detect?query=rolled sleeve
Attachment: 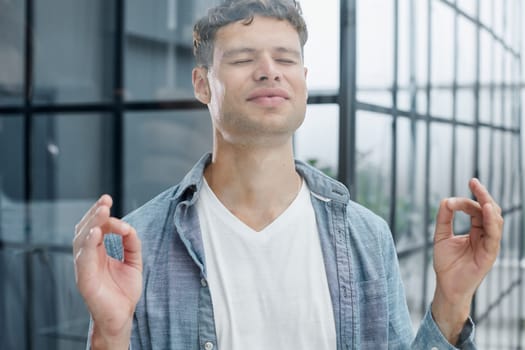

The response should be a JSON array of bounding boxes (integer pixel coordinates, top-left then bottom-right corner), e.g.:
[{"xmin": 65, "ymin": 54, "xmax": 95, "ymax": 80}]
[{"xmin": 412, "ymin": 306, "xmax": 476, "ymax": 349}]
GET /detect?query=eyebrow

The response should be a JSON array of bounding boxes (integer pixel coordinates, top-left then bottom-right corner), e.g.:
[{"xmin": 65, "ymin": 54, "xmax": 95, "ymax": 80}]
[{"xmin": 223, "ymin": 47, "xmax": 302, "ymax": 59}]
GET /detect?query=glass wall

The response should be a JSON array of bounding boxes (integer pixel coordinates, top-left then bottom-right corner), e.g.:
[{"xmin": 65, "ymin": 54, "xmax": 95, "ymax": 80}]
[
  {"xmin": 353, "ymin": 0, "xmax": 524, "ymax": 348},
  {"xmin": 0, "ymin": 0, "xmax": 523, "ymax": 349}
]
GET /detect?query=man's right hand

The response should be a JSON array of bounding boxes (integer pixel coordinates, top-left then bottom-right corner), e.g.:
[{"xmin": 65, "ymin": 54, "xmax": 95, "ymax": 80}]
[{"xmin": 73, "ymin": 194, "xmax": 143, "ymax": 349}]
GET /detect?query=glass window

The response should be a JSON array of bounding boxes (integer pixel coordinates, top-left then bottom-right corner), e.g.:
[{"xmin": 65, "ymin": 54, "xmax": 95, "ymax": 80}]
[
  {"xmin": 0, "ymin": 112, "xmax": 102, "ymax": 347},
  {"xmin": 457, "ymin": 0, "xmax": 477, "ymax": 18},
  {"xmin": 397, "ymin": 0, "xmax": 411, "ymax": 90},
  {"xmin": 489, "ymin": 130, "xmax": 504, "ymax": 203},
  {"xmin": 356, "ymin": 90, "xmax": 392, "ymax": 108},
  {"xmin": 430, "ymin": 123, "xmax": 452, "ymax": 200},
  {"xmin": 479, "ymin": 30, "xmax": 493, "ymax": 84},
  {"xmin": 502, "ymin": 132, "xmax": 515, "ymax": 208},
  {"xmin": 395, "ymin": 119, "xmax": 427, "ymax": 249},
  {"xmin": 502, "ymin": 88, "xmax": 513, "ymax": 128},
  {"xmin": 493, "ymin": 0, "xmax": 504, "ymax": 38},
  {"xmin": 398, "ymin": 250, "xmax": 426, "ymax": 320},
  {"xmin": 0, "ymin": 1, "xmax": 24, "ymax": 105},
  {"xmin": 295, "ymin": 104, "xmax": 339, "ymax": 178},
  {"xmin": 302, "ymin": 0, "xmax": 340, "ymax": 91},
  {"xmin": 454, "ymin": 127, "xmax": 475, "ymax": 233},
  {"xmin": 1, "ymin": 250, "xmax": 89, "ymax": 349},
  {"xmin": 0, "ymin": 115, "xmax": 24, "ymax": 243},
  {"xmin": 356, "ymin": 0, "xmax": 394, "ymax": 107},
  {"xmin": 431, "ymin": 0, "xmax": 454, "ymax": 85},
  {"xmin": 476, "ymin": 269, "xmax": 498, "ymax": 347},
  {"xmin": 33, "ymin": 1, "xmax": 115, "ymax": 104},
  {"xmin": 478, "ymin": 127, "xmax": 493, "ymax": 187},
  {"xmin": 417, "ymin": 90, "xmax": 427, "ymax": 116},
  {"xmin": 29, "ymin": 114, "xmax": 115, "ymax": 246},
  {"xmin": 493, "ymin": 43, "xmax": 504, "ymax": 83},
  {"xmin": 29, "ymin": 252, "xmax": 89, "ymax": 348},
  {"xmin": 397, "ymin": 90, "xmax": 411, "ymax": 112},
  {"xmin": 415, "ymin": 0, "xmax": 429, "ymax": 87},
  {"xmin": 456, "ymin": 88, "xmax": 475, "ymax": 123},
  {"xmin": 0, "ymin": 251, "xmax": 27, "ymax": 349},
  {"xmin": 457, "ymin": 16, "xmax": 476, "ymax": 85},
  {"xmin": 124, "ymin": 110, "xmax": 212, "ymax": 212},
  {"xmin": 504, "ymin": 54, "xmax": 513, "ymax": 86},
  {"xmin": 511, "ymin": 1, "xmax": 521, "ymax": 51},
  {"xmin": 430, "ymin": 89, "xmax": 453, "ymax": 118},
  {"xmin": 125, "ymin": 0, "xmax": 203, "ymax": 101},
  {"xmin": 511, "ymin": 88, "xmax": 520, "ymax": 128},
  {"xmin": 511, "ymin": 136, "xmax": 521, "ymax": 207},
  {"xmin": 504, "ymin": 0, "xmax": 514, "ymax": 48},
  {"xmin": 492, "ymin": 89, "xmax": 503, "ymax": 125},
  {"xmin": 478, "ymin": 88, "xmax": 492, "ymax": 124},
  {"xmin": 479, "ymin": 0, "xmax": 493, "ymax": 28},
  {"xmin": 355, "ymin": 111, "xmax": 392, "ymax": 222}
]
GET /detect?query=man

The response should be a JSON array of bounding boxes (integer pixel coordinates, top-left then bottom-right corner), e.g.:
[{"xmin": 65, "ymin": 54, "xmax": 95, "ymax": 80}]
[{"xmin": 73, "ymin": 0, "xmax": 504, "ymax": 349}]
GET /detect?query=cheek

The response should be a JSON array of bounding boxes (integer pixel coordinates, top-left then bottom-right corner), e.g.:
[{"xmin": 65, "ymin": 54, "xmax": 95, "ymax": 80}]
[
  {"xmin": 292, "ymin": 74, "xmax": 308, "ymax": 101},
  {"xmin": 209, "ymin": 80, "xmax": 226, "ymax": 108}
]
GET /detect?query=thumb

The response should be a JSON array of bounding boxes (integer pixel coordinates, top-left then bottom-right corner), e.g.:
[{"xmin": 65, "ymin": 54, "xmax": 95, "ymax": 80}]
[{"xmin": 434, "ymin": 198, "xmax": 454, "ymax": 243}]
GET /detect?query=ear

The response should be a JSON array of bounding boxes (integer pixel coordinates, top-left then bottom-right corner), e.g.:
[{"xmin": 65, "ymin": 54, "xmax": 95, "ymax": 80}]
[{"xmin": 192, "ymin": 67, "xmax": 211, "ymax": 104}]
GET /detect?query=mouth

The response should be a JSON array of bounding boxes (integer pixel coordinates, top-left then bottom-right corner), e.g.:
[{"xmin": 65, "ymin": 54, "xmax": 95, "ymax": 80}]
[
  {"xmin": 246, "ymin": 88, "xmax": 290, "ymax": 108},
  {"xmin": 247, "ymin": 88, "xmax": 290, "ymax": 101}
]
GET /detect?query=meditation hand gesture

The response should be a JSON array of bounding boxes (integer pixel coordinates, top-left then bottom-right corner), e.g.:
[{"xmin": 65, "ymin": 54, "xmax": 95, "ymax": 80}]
[
  {"xmin": 73, "ymin": 195, "xmax": 143, "ymax": 349},
  {"xmin": 431, "ymin": 179, "xmax": 503, "ymax": 344}
]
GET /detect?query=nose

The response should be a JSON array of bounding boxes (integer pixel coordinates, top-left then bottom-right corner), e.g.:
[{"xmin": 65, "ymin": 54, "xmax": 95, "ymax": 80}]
[{"xmin": 253, "ymin": 55, "xmax": 282, "ymax": 82}]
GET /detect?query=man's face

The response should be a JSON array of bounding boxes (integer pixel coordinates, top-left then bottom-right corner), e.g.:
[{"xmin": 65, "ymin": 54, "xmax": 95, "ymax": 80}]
[{"xmin": 193, "ymin": 16, "xmax": 308, "ymax": 147}]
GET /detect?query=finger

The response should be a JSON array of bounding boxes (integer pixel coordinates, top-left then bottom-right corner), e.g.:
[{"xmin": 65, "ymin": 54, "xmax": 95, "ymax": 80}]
[
  {"xmin": 469, "ymin": 179, "xmax": 501, "ymax": 214},
  {"xmin": 75, "ymin": 195, "xmax": 113, "ymax": 235},
  {"xmin": 74, "ymin": 217, "xmax": 129, "ymax": 254},
  {"xmin": 446, "ymin": 197, "xmax": 482, "ymax": 217},
  {"xmin": 73, "ymin": 218, "xmax": 134, "ymax": 284},
  {"xmin": 73, "ymin": 208, "xmax": 127, "ymax": 253},
  {"xmin": 73, "ymin": 205, "xmax": 110, "ymax": 253},
  {"xmin": 481, "ymin": 202, "xmax": 504, "ymax": 254},
  {"xmin": 74, "ymin": 215, "xmax": 132, "ymax": 254},
  {"xmin": 434, "ymin": 199, "xmax": 454, "ymax": 243},
  {"xmin": 446, "ymin": 197, "xmax": 483, "ymax": 227},
  {"xmin": 74, "ymin": 226, "xmax": 104, "ymax": 295},
  {"xmin": 122, "ymin": 226, "xmax": 142, "ymax": 272}
]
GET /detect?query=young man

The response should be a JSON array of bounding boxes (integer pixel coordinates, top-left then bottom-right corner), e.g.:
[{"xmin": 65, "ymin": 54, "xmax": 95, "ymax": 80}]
[{"xmin": 73, "ymin": 0, "xmax": 504, "ymax": 349}]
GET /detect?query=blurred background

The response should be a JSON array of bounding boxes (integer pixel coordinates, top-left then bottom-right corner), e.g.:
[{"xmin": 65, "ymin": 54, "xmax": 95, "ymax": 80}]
[{"xmin": 0, "ymin": 0, "xmax": 523, "ymax": 349}]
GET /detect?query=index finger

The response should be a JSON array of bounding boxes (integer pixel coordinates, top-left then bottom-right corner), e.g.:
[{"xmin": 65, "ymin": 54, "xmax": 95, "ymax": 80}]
[
  {"xmin": 76, "ymin": 194, "xmax": 113, "ymax": 232},
  {"xmin": 469, "ymin": 178, "xmax": 500, "ymax": 213}
]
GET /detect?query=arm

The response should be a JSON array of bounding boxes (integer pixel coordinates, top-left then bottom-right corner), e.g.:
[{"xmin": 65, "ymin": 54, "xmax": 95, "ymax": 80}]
[
  {"xmin": 383, "ymin": 179, "xmax": 502, "ymax": 348},
  {"xmin": 73, "ymin": 195, "xmax": 143, "ymax": 350},
  {"xmin": 379, "ymin": 220, "xmax": 469, "ymax": 349}
]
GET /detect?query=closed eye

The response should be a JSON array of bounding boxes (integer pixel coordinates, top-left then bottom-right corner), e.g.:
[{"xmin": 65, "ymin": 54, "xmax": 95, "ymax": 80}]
[
  {"xmin": 276, "ymin": 58, "xmax": 297, "ymax": 65},
  {"xmin": 232, "ymin": 59, "xmax": 253, "ymax": 65}
]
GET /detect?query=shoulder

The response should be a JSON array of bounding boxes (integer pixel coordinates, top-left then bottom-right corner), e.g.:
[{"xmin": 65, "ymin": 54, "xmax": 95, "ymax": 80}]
[
  {"xmin": 346, "ymin": 199, "xmax": 390, "ymax": 236},
  {"xmin": 123, "ymin": 185, "xmax": 180, "ymax": 231},
  {"xmin": 295, "ymin": 159, "xmax": 391, "ymax": 242},
  {"xmin": 104, "ymin": 185, "xmax": 181, "ymax": 259}
]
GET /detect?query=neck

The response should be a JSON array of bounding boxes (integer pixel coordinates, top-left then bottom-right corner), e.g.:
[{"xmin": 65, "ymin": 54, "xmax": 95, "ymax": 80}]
[{"xmin": 204, "ymin": 142, "xmax": 302, "ymax": 231}]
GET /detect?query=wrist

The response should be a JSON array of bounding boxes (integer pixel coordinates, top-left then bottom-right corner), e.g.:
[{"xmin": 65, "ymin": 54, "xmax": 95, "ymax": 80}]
[
  {"xmin": 431, "ymin": 289, "xmax": 472, "ymax": 345},
  {"xmin": 91, "ymin": 319, "xmax": 132, "ymax": 350}
]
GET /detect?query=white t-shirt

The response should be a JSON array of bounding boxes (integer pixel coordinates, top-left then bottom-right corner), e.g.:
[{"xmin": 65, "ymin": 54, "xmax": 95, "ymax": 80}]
[{"xmin": 197, "ymin": 179, "xmax": 336, "ymax": 350}]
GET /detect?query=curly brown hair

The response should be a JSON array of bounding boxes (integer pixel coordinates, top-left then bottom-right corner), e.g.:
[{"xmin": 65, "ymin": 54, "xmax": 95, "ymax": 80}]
[{"xmin": 193, "ymin": 0, "xmax": 308, "ymax": 67}]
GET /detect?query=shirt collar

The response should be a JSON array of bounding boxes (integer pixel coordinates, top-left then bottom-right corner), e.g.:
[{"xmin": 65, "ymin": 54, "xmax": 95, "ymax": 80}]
[{"xmin": 170, "ymin": 153, "xmax": 350, "ymax": 204}]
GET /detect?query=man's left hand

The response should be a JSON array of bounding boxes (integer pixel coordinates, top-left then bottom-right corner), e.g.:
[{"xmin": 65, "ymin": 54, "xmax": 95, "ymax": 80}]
[{"xmin": 431, "ymin": 178, "xmax": 504, "ymax": 344}]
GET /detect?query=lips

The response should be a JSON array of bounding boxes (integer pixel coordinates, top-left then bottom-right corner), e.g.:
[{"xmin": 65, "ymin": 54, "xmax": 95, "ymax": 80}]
[{"xmin": 246, "ymin": 88, "xmax": 290, "ymax": 101}]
